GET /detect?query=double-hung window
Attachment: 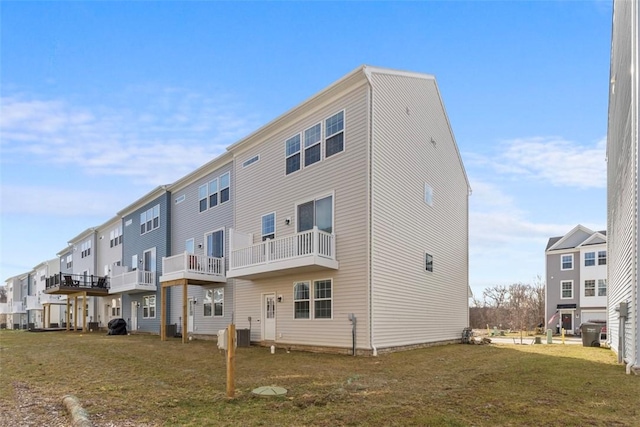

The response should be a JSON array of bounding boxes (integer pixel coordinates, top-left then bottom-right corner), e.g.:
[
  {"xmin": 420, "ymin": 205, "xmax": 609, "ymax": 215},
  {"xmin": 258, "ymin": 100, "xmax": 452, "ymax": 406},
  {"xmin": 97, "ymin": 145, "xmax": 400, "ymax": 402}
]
[
  {"xmin": 262, "ymin": 213, "xmax": 275, "ymax": 241},
  {"xmin": 204, "ymin": 289, "xmax": 213, "ymax": 316},
  {"xmin": 325, "ymin": 111, "xmax": 344, "ymax": 158},
  {"xmin": 213, "ymin": 288, "xmax": 224, "ymax": 316},
  {"xmin": 425, "ymin": 253, "xmax": 434, "ymax": 272},
  {"xmin": 561, "ymin": 281, "xmax": 573, "ymax": 299},
  {"xmin": 199, "ymin": 184, "xmax": 208, "ymax": 212},
  {"xmin": 199, "ymin": 172, "xmax": 231, "ymax": 211},
  {"xmin": 314, "ymin": 279, "xmax": 332, "ymax": 319},
  {"xmin": 209, "ymin": 178, "xmax": 219, "ymax": 208},
  {"xmin": 304, "ymin": 123, "xmax": 322, "ymax": 167},
  {"xmin": 598, "ymin": 251, "xmax": 607, "ymax": 265},
  {"xmin": 219, "ymin": 172, "xmax": 230, "ymax": 204},
  {"xmin": 584, "ymin": 280, "xmax": 596, "ymax": 297},
  {"xmin": 143, "ymin": 295, "xmax": 156, "ymax": 319},
  {"xmin": 286, "ymin": 134, "xmax": 301, "ymax": 175},
  {"xmin": 294, "ymin": 282, "xmax": 310, "ymax": 319},
  {"xmin": 297, "ymin": 195, "xmax": 333, "ymax": 233},
  {"xmin": 140, "ymin": 204, "xmax": 160, "ymax": 234},
  {"xmin": 584, "ymin": 252, "xmax": 595, "ymax": 266},
  {"xmin": 598, "ymin": 279, "xmax": 607, "ymax": 296},
  {"xmin": 561, "ymin": 254, "xmax": 573, "ymax": 270}
]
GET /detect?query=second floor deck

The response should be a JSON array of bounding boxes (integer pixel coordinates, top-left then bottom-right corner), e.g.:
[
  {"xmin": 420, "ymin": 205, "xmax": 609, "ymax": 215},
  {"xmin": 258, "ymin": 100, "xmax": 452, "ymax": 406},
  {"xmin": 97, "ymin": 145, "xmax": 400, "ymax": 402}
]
[
  {"xmin": 160, "ymin": 252, "xmax": 226, "ymax": 284},
  {"xmin": 109, "ymin": 270, "xmax": 157, "ymax": 294},
  {"xmin": 44, "ymin": 273, "xmax": 110, "ymax": 296}
]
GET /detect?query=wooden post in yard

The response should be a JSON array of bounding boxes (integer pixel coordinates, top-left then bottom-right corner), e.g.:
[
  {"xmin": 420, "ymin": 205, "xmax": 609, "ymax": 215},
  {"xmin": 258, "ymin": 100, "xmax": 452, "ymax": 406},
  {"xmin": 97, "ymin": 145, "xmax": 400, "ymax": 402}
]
[{"xmin": 226, "ymin": 323, "xmax": 236, "ymax": 398}]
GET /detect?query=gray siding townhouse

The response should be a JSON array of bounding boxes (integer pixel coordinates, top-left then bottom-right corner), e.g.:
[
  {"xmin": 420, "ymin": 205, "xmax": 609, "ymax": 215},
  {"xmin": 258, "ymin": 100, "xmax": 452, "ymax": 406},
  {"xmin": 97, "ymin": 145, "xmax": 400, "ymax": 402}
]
[
  {"xmin": 607, "ymin": 0, "xmax": 640, "ymax": 373},
  {"xmin": 37, "ymin": 258, "xmax": 63, "ymax": 328},
  {"xmin": 118, "ymin": 186, "xmax": 171, "ymax": 334},
  {"xmin": 96, "ymin": 216, "xmax": 124, "ymax": 328},
  {"xmin": 227, "ymin": 65, "xmax": 470, "ymax": 354},
  {"xmin": 4, "ymin": 276, "xmax": 24, "ymax": 329},
  {"xmin": 160, "ymin": 153, "xmax": 232, "ymax": 343},
  {"xmin": 68, "ymin": 228, "xmax": 100, "ymax": 326},
  {"xmin": 545, "ymin": 225, "xmax": 607, "ymax": 335}
]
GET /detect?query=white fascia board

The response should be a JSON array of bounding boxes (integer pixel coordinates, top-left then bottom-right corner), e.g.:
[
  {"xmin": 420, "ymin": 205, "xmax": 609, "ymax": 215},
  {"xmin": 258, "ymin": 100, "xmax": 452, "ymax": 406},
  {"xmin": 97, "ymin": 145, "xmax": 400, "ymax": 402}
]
[
  {"xmin": 68, "ymin": 227, "xmax": 98, "ymax": 245},
  {"xmin": 168, "ymin": 151, "xmax": 233, "ymax": 194},
  {"xmin": 547, "ymin": 224, "xmax": 596, "ymax": 251},
  {"xmin": 577, "ymin": 232, "xmax": 607, "ymax": 248},
  {"xmin": 96, "ymin": 215, "xmax": 122, "ymax": 233},
  {"xmin": 116, "ymin": 185, "xmax": 170, "ymax": 217}
]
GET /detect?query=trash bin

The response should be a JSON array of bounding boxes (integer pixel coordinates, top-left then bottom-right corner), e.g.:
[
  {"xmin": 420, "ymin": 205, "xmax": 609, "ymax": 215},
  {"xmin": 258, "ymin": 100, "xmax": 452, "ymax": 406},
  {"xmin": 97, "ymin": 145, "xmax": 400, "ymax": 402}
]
[{"xmin": 580, "ymin": 322, "xmax": 603, "ymax": 347}]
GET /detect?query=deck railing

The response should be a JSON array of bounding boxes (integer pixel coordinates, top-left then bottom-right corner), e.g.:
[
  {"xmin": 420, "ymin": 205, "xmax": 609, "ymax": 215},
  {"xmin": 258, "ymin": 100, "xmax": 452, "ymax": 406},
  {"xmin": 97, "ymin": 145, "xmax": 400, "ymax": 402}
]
[
  {"xmin": 45, "ymin": 273, "xmax": 109, "ymax": 290},
  {"xmin": 109, "ymin": 270, "xmax": 156, "ymax": 293},
  {"xmin": 162, "ymin": 252, "xmax": 225, "ymax": 277},
  {"xmin": 230, "ymin": 227, "xmax": 335, "ymax": 270}
]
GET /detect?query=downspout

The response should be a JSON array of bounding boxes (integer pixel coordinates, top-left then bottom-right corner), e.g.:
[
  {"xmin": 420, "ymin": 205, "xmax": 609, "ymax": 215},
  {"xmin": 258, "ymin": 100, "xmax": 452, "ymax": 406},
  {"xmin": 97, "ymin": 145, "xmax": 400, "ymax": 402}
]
[{"xmin": 364, "ymin": 66, "xmax": 377, "ymax": 356}]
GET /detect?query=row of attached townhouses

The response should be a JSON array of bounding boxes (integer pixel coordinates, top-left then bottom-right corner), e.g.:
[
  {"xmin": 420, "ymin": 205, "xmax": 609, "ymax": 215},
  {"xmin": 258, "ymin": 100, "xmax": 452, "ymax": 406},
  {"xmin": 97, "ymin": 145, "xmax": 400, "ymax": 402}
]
[
  {"xmin": 2, "ymin": 65, "xmax": 471, "ymax": 355},
  {"xmin": 545, "ymin": 225, "xmax": 608, "ymax": 335}
]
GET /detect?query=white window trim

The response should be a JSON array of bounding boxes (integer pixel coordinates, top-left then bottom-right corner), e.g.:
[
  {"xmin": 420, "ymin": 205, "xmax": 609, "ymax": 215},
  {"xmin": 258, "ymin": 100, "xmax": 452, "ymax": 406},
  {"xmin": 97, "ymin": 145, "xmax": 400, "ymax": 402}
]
[
  {"xmin": 185, "ymin": 238, "xmax": 195, "ymax": 254},
  {"xmin": 425, "ymin": 253, "xmax": 434, "ymax": 273},
  {"xmin": 285, "ymin": 133, "xmax": 302, "ymax": 176},
  {"xmin": 560, "ymin": 254, "xmax": 574, "ymax": 271},
  {"xmin": 175, "ymin": 194, "xmax": 186, "ymax": 204},
  {"xmin": 324, "ymin": 109, "xmax": 346, "ymax": 159},
  {"xmin": 560, "ymin": 280, "xmax": 573, "ymax": 299},
  {"xmin": 293, "ymin": 280, "xmax": 311, "ymax": 320},
  {"xmin": 584, "ymin": 252, "xmax": 595, "ymax": 267},
  {"xmin": 199, "ymin": 172, "xmax": 230, "ymax": 212},
  {"xmin": 242, "ymin": 155, "xmax": 260, "ymax": 168},
  {"xmin": 142, "ymin": 295, "xmax": 156, "ymax": 319},
  {"xmin": 261, "ymin": 212, "xmax": 276, "ymax": 241},
  {"xmin": 294, "ymin": 191, "xmax": 336, "ymax": 234},
  {"xmin": 219, "ymin": 172, "xmax": 231, "ymax": 206},
  {"xmin": 198, "ymin": 184, "xmax": 208, "ymax": 213},
  {"xmin": 584, "ymin": 279, "xmax": 596, "ymax": 297},
  {"xmin": 213, "ymin": 288, "xmax": 224, "ymax": 317},
  {"xmin": 204, "ymin": 227, "xmax": 225, "ymax": 259},
  {"xmin": 203, "ymin": 289, "xmax": 213, "ymax": 317},
  {"xmin": 313, "ymin": 278, "xmax": 333, "ymax": 320},
  {"xmin": 598, "ymin": 251, "xmax": 607, "ymax": 265},
  {"xmin": 303, "ymin": 122, "xmax": 323, "ymax": 169},
  {"xmin": 598, "ymin": 279, "xmax": 607, "ymax": 296}
]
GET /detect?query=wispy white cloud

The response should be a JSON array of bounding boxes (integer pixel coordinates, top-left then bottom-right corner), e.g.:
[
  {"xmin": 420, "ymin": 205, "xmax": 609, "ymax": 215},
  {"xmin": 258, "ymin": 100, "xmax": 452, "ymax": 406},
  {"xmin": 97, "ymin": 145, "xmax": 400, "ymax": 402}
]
[
  {"xmin": 465, "ymin": 136, "xmax": 606, "ymax": 189},
  {"xmin": 0, "ymin": 88, "xmax": 260, "ymax": 186}
]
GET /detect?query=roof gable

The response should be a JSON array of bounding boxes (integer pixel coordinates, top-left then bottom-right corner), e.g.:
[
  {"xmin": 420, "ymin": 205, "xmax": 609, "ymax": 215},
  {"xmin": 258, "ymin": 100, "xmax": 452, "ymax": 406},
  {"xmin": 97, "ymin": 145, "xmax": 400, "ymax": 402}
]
[{"xmin": 547, "ymin": 224, "xmax": 596, "ymax": 251}]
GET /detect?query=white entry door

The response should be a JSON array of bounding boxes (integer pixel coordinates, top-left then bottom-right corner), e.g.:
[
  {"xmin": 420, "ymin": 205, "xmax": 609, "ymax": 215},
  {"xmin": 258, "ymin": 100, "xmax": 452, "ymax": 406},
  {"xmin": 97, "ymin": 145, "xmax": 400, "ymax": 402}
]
[
  {"xmin": 263, "ymin": 293, "xmax": 276, "ymax": 341},
  {"xmin": 187, "ymin": 298, "xmax": 195, "ymax": 333},
  {"xmin": 130, "ymin": 302, "xmax": 138, "ymax": 331}
]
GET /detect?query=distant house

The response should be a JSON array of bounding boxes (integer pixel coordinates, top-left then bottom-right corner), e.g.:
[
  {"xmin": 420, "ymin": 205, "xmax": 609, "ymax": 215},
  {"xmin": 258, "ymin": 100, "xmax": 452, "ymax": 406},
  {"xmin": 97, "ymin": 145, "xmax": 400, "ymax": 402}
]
[
  {"xmin": 545, "ymin": 225, "xmax": 607, "ymax": 335},
  {"xmin": 606, "ymin": 0, "xmax": 639, "ymax": 373}
]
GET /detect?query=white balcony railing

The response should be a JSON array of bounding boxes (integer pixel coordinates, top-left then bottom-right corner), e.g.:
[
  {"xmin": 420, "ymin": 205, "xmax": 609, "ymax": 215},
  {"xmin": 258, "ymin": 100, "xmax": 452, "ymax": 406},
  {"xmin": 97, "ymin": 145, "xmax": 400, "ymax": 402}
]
[
  {"xmin": 12, "ymin": 302, "xmax": 25, "ymax": 314},
  {"xmin": 160, "ymin": 252, "xmax": 225, "ymax": 282},
  {"xmin": 109, "ymin": 270, "xmax": 156, "ymax": 294},
  {"xmin": 230, "ymin": 227, "xmax": 336, "ymax": 272},
  {"xmin": 25, "ymin": 295, "xmax": 41, "ymax": 310}
]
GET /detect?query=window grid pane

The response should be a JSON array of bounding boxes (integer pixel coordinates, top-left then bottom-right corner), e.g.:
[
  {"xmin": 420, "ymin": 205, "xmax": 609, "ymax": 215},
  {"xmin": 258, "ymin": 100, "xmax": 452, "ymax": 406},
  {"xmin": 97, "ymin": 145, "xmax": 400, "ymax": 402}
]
[{"xmin": 585, "ymin": 252, "xmax": 595, "ymax": 266}]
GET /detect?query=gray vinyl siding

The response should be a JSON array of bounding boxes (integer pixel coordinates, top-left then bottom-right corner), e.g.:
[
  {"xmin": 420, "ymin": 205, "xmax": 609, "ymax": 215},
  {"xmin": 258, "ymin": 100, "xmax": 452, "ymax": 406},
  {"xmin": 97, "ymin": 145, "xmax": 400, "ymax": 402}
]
[
  {"xmin": 545, "ymin": 251, "xmax": 580, "ymax": 311},
  {"xmin": 369, "ymin": 72, "xmax": 469, "ymax": 349},
  {"xmin": 232, "ymin": 81, "xmax": 371, "ymax": 349},
  {"xmin": 607, "ymin": 0, "xmax": 639, "ymax": 368},
  {"xmin": 97, "ymin": 218, "xmax": 124, "ymax": 277},
  {"xmin": 122, "ymin": 192, "xmax": 171, "ymax": 334},
  {"xmin": 168, "ymin": 161, "xmax": 234, "ymax": 333}
]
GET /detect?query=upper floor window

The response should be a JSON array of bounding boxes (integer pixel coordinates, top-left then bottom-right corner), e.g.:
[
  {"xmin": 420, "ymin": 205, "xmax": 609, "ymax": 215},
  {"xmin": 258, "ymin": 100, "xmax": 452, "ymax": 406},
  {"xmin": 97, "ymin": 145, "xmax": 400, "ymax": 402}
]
[
  {"xmin": 561, "ymin": 281, "xmax": 573, "ymax": 299},
  {"xmin": 66, "ymin": 255, "xmax": 72, "ymax": 269},
  {"xmin": 424, "ymin": 184, "xmax": 434, "ymax": 207},
  {"xmin": 199, "ymin": 172, "xmax": 230, "ymax": 212},
  {"xmin": 304, "ymin": 123, "xmax": 322, "ymax": 167},
  {"xmin": 584, "ymin": 280, "xmax": 596, "ymax": 297},
  {"xmin": 297, "ymin": 195, "xmax": 333, "ymax": 233},
  {"xmin": 598, "ymin": 251, "xmax": 607, "ymax": 265},
  {"xmin": 140, "ymin": 204, "xmax": 160, "ymax": 235},
  {"xmin": 80, "ymin": 240, "xmax": 91, "ymax": 258},
  {"xmin": 584, "ymin": 252, "xmax": 595, "ymax": 266},
  {"xmin": 286, "ymin": 134, "xmax": 301, "ymax": 175},
  {"xmin": 325, "ymin": 111, "xmax": 344, "ymax": 158},
  {"xmin": 561, "ymin": 254, "xmax": 573, "ymax": 270},
  {"xmin": 285, "ymin": 110, "xmax": 345, "ymax": 175},
  {"xmin": 262, "ymin": 213, "xmax": 275, "ymax": 241},
  {"xmin": 598, "ymin": 279, "xmax": 607, "ymax": 296},
  {"xmin": 110, "ymin": 226, "xmax": 122, "ymax": 247}
]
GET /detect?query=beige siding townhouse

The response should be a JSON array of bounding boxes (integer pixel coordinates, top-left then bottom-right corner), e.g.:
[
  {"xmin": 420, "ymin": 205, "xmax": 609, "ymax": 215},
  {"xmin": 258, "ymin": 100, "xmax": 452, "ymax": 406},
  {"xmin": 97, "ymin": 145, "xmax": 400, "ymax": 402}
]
[{"xmin": 227, "ymin": 65, "xmax": 470, "ymax": 354}]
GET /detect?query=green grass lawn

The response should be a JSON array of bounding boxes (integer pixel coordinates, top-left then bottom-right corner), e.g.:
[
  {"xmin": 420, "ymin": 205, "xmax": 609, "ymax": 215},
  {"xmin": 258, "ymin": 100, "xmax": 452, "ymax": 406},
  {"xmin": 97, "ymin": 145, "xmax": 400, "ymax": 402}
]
[{"xmin": 1, "ymin": 330, "xmax": 638, "ymax": 426}]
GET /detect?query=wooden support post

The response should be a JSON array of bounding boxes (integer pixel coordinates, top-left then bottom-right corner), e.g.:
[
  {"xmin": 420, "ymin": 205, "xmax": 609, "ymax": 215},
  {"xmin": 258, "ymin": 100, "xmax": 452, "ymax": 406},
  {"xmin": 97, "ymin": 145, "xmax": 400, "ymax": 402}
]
[
  {"xmin": 66, "ymin": 299, "xmax": 70, "ymax": 331},
  {"xmin": 161, "ymin": 285, "xmax": 167, "ymax": 341},
  {"xmin": 73, "ymin": 296, "xmax": 78, "ymax": 331},
  {"xmin": 182, "ymin": 281, "xmax": 187, "ymax": 344},
  {"xmin": 226, "ymin": 323, "xmax": 236, "ymax": 398},
  {"xmin": 82, "ymin": 292, "xmax": 87, "ymax": 332}
]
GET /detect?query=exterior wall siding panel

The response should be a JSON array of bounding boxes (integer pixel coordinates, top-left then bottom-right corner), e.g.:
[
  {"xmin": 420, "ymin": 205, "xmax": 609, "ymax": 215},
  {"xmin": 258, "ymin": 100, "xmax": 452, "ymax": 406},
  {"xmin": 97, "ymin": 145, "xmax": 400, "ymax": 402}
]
[{"xmin": 369, "ymin": 73, "xmax": 469, "ymax": 348}]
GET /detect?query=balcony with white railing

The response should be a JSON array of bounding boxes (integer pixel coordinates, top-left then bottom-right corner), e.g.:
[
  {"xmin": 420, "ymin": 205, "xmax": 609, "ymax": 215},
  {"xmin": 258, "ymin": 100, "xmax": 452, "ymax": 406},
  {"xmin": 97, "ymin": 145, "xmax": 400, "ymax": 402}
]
[
  {"xmin": 159, "ymin": 252, "xmax": 226, "ymax": 284},
  {"xmin": 11, "ymin": 302, "xmax": 25, "ymax": 314},
  {"xmin": 228, "ymin": 227, "xmax": 339, "ymax": 279},
  {"xmin": 110, "ymin": 270, "xmax": 157, "ymax": 294},
  {"xmin": 25, "ymin": 295, "xmax": 41, "ymax": 310}
]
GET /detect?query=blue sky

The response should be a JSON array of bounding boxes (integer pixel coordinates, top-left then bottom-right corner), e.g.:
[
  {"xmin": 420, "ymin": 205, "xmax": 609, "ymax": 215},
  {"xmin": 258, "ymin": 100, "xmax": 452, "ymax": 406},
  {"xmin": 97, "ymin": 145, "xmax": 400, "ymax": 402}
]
[{"xmin": 0, "ymin": 1, "xmax": 611, "ymax": 297}]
